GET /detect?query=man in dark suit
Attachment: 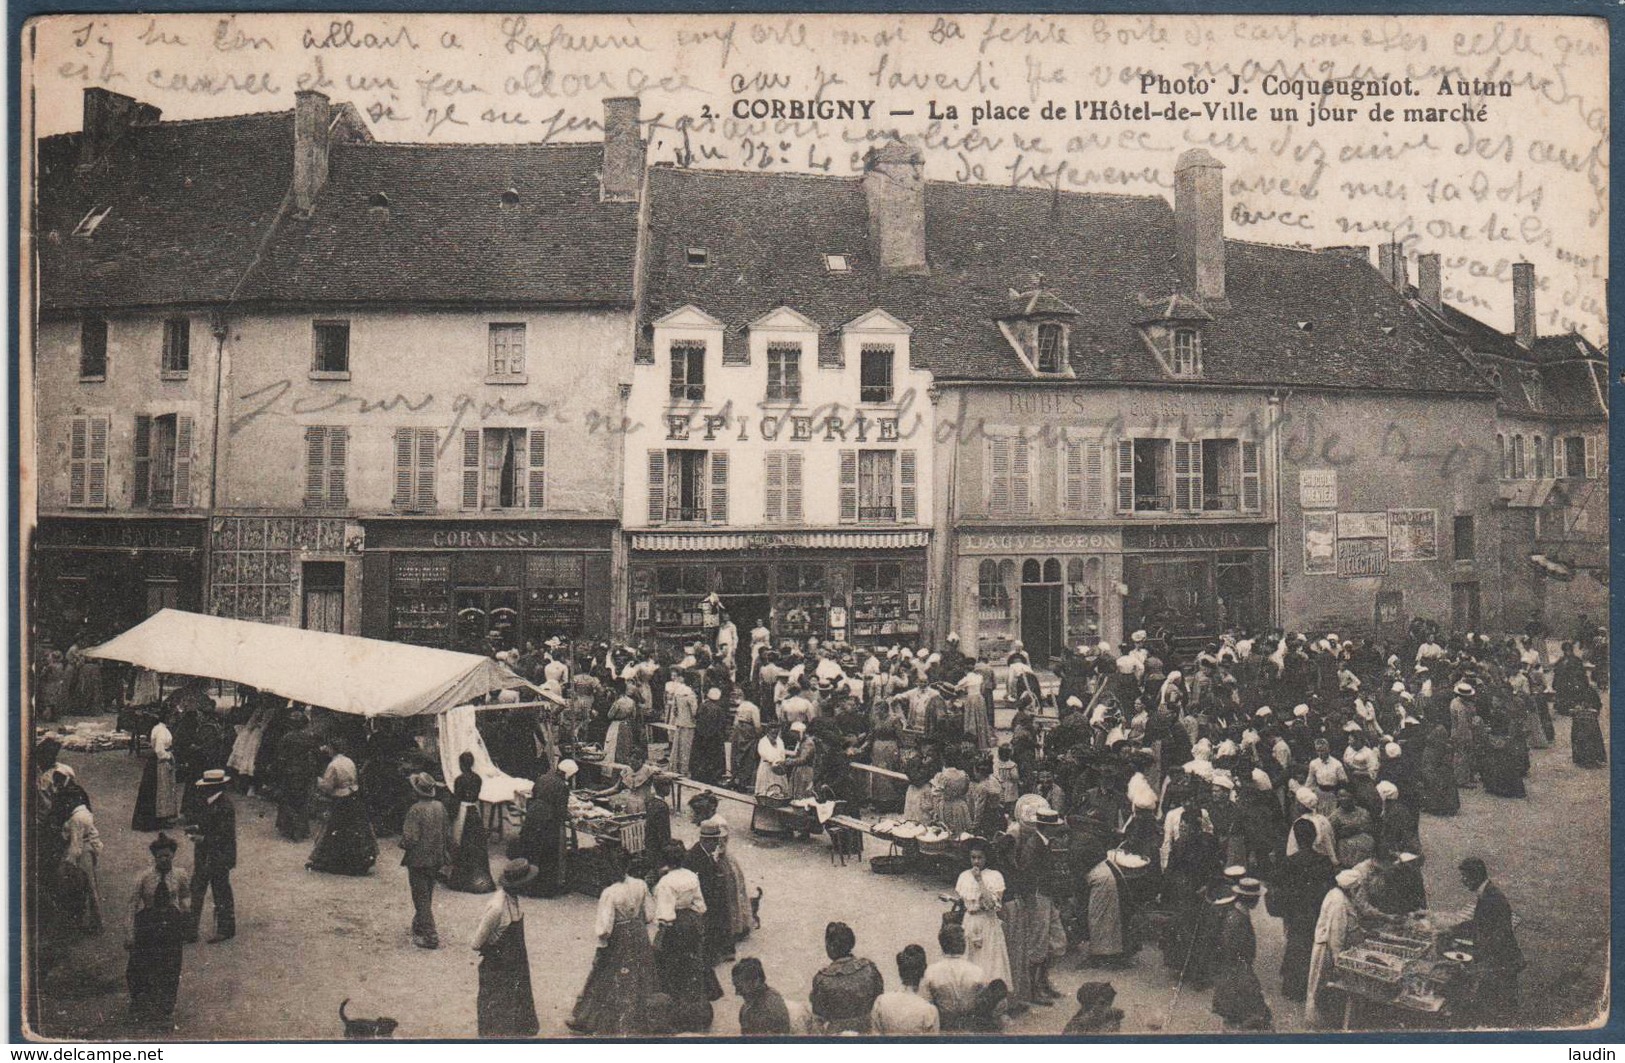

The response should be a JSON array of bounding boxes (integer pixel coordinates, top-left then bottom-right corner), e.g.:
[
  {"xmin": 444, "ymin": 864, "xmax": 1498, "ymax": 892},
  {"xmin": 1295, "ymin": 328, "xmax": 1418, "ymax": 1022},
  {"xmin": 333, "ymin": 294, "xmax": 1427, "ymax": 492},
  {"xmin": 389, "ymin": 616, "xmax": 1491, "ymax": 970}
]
[
  {"xmin": 683, "ymin": 820, "xmax": 733, "ymax": 964},
  {"xmin": 1453, "ymin": 857, "xmax": 1523, "ymax": 1013},
  {"xmin": 187, "ymin": 769, "xmax": 237, "ymax": 943}
]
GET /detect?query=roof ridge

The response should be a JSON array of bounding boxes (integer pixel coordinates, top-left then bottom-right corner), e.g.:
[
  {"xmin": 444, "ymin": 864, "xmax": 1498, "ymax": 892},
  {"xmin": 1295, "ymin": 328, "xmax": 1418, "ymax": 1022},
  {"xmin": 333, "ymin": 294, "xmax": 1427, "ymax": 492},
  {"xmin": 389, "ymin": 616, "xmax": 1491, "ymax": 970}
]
[
  {"xmin": 654, "ymin": 164, "xmax": 1170, "ymax": 204},
  {"xmin": 141, "ymin": 108, "xmax": 293, "ymax": 128},
  {"xmin": 1227, "ymin": 238, "xmax": 1335, "ymax": 256}
]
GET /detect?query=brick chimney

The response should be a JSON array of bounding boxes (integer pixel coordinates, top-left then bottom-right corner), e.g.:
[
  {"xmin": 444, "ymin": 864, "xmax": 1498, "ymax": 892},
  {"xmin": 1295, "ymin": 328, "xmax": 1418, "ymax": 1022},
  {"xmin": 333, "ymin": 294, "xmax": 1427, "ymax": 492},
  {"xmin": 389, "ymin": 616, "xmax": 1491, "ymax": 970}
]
[
  {"xmin": 601, "ymin": 97, "xmax": 644, "ymax": 203},
  {"xmin": 863, "ymin": 139, "xmax": 927, "ymax": 274},
  {"xmin": 1174, "ymin": 149, "xmax": 1225, "ymax": 303},
  {"xmin": 1513, "ymin": 261, "xmax": 1537, "ymax": 348},
  {"xmin": 1376, "ymin": 241, "xmax": 1408, "ymax": 291},
  {"xmin": 293, "ymin": 90, "xmax": 334, "ymax": 216},
  {"xmin": 1417, "ymin": 252, "xmax": 1442, "ymax": 312},
  {"xmin": 79, "ymin": 88, "xmax": 160, "ymax": 169}
]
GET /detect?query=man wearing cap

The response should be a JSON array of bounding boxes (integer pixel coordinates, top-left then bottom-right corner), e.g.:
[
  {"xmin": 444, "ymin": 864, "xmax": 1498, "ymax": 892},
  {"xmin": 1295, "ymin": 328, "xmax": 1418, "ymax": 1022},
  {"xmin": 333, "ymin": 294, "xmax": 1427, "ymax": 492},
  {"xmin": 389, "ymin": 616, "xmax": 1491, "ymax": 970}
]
[
  {"xmin": 401, "ymin": 772, "xmax": 449, "ymax": 948},
  {"xmin": 186, "ymin": 769, "xmax": 236, "ymax": 943},
  {"xmin": 1212, "ymin": 878, "xmax": 1272, "ymax": 1029},
  {"xmin": 126, "ymin": 833, "xmax": 190, "ymax": 1028}
]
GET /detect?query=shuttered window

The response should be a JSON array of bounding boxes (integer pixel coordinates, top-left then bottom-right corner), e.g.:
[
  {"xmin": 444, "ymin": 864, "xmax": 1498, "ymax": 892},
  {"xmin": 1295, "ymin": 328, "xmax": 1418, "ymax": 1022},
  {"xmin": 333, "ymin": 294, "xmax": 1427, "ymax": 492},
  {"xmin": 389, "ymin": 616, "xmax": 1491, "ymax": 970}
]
[
  {"xmin": 1061, "ymin": 439, "xmax": 1105, "ymax": 516},
  {"xmin": 488, "ymin": 324, "xmax": 526, "ymax": 378},
  {"xmin": 460, "ymin": 428, "xmax": 546, "ymax": 509},
  {"xmin": 899, "ymin": 449, "xmax": 918, "ymax": 522},
  {"xmin": 1116, "ymin": 440, "xmax": 1135, "ymax": 512},
  {"xmin": 68, "ymin": 415, "xmax": 110, "ymax": 508},
  {"xmin": 1584, "ymin": 434, "xmax": 1600, "ymax": 479},
  {"xmin": 1173, "ymin": 440, "xmax": 1201, "ymax": 511},
  {"xmin": 646, "ymin": 450, "xmax": 667, "ymax": 524},
  {"xmin": 838, "ymin": 449, "xmax": 858, "ymax": 523},
  {"xmin": 986, "ymin": 434, "xmax": 1032, "ymax": 516},
  {"xmin": 766, "ymin": 344, "xmax": 802, "ymax": 403},
  {"xmin": 709, "ymin": 450, "xmax": 730, "ymax": 524},
  {"xmin": 1240, "ymin": 441, "xmax": 1261, "ymax": 511},
  {"xmin": 131, "ymin": 415, "xmax": 152, "ymax": 508},
  {"xmin": 393, "ymin": 428, "xmax": 437, "ymax": 512},
  {"xmin": 134, "ymin": 413, "xmax": 192, "ymax": 509},
  {"xmin": 304, "ymin": 427, "xmax": 349, "ymax": 510}
]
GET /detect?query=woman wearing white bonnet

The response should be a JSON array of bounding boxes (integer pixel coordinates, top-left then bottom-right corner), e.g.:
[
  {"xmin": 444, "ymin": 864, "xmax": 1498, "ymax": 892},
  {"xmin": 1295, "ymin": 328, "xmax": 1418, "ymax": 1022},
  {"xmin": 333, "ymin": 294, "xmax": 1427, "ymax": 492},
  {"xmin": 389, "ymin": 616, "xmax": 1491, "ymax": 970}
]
[{"xmin": 1305, "ymin": 867, "xmax": 1363, "ymax": 1026}]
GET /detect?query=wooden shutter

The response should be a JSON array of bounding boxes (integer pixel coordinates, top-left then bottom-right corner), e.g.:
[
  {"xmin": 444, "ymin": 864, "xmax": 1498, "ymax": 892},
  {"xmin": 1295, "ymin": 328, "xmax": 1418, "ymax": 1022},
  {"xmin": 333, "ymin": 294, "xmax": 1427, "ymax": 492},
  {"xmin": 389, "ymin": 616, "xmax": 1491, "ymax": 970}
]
[
  {"xmin": 1174, "ymin": 440, "xmax": 1200, "ymax": 511},
  {"xmin": 839, "ymin": 448, "xmax": 858, "ymax": 523},
  {"xmin": 68, "ymin": 416, "xmax": 88, "ymax": 506},
  {"xmin": 1084, "ymin": 441, "xmax": 1104, "ymax": 516},
  {"xmin": 1116, "ymin": 440, "xmax": 1135, "ymax": 512},
  {"xmin": 328, "ymin": 428, "xmax": 348, "ymax": 506},
  {"xmin": 1062, "ymin": 439, "xmax": 1084, "ymax": 512},
  {"xmin": 785, "ymin": 451, "xmax": 804, "ymax": 523},
  {"xmin": 1584, "ymin": 434, "xmax": 1599, "ymax": 479},
  {"xmin": 461, "ymin": 429, "xmax": 481, "ymax": 510},
  {"xmin": 1011, "ymin": 435, "xmax": 1031, "ymax": 513},
  {"xmin": 988, "ymin": 437, "xmax": 1011, "ymax": 514},
  {"xmin": 172, "ymin": 414, "xmax": 195, "ymax": 508},
  {"xmin": 899, "ymin": 449, "xmax": 918, "ymax": 521},
  {"xmin": 527, "ymin": 430, "xmax": 546, "ymax": 508},
  {"xmin": 709, "ymin": 450, "xmax": 729, "ymax": 523},
  {"xmin": 86, "ymin": 416, "xmax": 108, "ymax": 508},
  {"xmin": 1240, "ymin": 440, "xmax": 1261, "ymax": 511},
  {"xmin": 764, "ymin": 452, "xmax": 784, "ymax": 522},
  {"xmin": 414, "ymin": 429, "xmax": 437, "ymax": 509},
  {"xmin": 130, "ymin": 414, "xmax": 152, "ymax": 508},
  {"xmin": 305, "ymin": 427, "xmax": 328, "ymax": 507},
  {"xmin": 646, "ymin": 450, "xmax": 666, "ymax": 524},
  {"xmin": 1553, "ymin": 438, "xmax": 1567, "ymax": 479},
  {"xmin": 393, "ymin": 429, "xmax": 415, "ymax": 509}
]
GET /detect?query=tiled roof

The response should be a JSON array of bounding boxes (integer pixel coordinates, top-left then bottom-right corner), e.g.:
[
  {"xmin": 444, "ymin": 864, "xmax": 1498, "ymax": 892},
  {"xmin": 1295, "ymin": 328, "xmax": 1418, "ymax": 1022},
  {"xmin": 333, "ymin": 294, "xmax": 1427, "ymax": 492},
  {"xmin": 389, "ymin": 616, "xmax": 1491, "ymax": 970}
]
[
  {"xmin": 1435, "ymin": 302, "xmax": 1608, "ymax": 419},
  {"xmin": 243, "ymin": 142, "xmax": 638, "ymax": 307},
  {"xmin": 641, "ymin": 165, "xmax": 1496, "ymax": 394},
  {"xmin": 36, "ymin": 111, "xmax": 298, "ymax": 311}
]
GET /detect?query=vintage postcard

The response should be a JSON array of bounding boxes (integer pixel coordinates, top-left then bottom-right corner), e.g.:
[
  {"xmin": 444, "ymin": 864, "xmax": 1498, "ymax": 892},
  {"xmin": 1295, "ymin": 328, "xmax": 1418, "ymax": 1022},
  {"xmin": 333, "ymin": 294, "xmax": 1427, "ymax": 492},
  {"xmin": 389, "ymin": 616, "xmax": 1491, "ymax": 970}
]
[{"xmin": 17, "ymin": 11, "xmax": 1610, "ymax": 1041}]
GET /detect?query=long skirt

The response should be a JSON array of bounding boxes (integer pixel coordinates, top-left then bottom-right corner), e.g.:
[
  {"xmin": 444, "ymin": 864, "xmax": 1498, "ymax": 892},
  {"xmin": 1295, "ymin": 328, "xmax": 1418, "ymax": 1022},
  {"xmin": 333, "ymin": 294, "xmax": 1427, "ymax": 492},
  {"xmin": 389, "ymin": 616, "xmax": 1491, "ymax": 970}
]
[
  {"xmin": 963, "ymin": 909, "xmax": 1012, "ymax": 987},
  {"xmin": 511, "ymin": 812, "xmax": 566, "ymax": 897},
  {"xmin": 445, "ymin": 803, "xmax": 496, "ymax": 894},
  {"xmin": 132, "ymin": 755, "xmax": 177, "ymax": 831},
  {"xmin": 657, "ymin": 908, "xmax": 722, "ymax": 1031},
  {"xmin": 308, "ymin": 795, "xmax": 378, "ymax": 876},
  {"xmin": 477, "ymin": 917, "xmax": 540, "ymax": 1037},
  {"xmin": 570, "ymin": 917, "xmax": 657, "ymax": 1035},
  {"xmin": 723, "ymin": 853, "xmax": 752, "ymax": 940},
  {"xmin": 127, "ymin": 905, "xmax": 185, "ymax": 1025},
  {"xmin": 964, "ymin": 692, "xmax": 995, "ymax": 750},
  {"xmin": 1524, "ymin": 706, "xmax": 1552, "ymax": 750},
  {"xmin": 1419, "ymin": 766, "xmax": 1459, "ymax": 816},
  {"xmin": 1002, "ymin": 897, "xmax": 1034, "ymax": 1004},
  {"xmin": 1572, "ymin": 711, "xmax": 1608, "ymax": 768},
  {"xmin": 1280, "ymin": 917, "xmax": 1316, "ymax": 1001},
  {"xmin": 57, "ymin": 855, "xmax": 102, "ymax": 934},
  {"xmin": 1213, "ymin": 958, "xmax": 1271, "ymax": 1029}
]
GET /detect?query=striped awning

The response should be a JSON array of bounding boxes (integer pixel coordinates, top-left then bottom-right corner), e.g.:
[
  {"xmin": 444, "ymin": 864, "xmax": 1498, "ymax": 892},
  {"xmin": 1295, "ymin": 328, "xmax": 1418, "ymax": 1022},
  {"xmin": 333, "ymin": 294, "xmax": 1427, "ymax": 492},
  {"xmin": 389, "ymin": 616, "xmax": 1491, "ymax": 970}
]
[{"xmin": 631, "ymin": 529, "xmax": 931, "ymax": 552}]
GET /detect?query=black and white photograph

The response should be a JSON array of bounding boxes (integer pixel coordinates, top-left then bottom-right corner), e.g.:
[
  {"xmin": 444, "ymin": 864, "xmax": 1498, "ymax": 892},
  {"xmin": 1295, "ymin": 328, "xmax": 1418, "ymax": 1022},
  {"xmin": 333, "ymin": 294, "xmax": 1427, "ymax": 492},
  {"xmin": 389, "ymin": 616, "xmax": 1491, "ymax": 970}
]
[{"xmin": 16, "ymin": 10, "xmax": 1612, "ymax": 1041}]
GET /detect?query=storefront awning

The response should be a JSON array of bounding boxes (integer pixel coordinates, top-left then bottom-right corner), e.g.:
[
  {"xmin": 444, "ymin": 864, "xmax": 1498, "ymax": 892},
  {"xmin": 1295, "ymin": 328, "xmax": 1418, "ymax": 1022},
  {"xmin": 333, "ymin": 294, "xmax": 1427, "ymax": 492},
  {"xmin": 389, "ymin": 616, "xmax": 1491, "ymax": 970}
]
[
  {"xmin": 631, "ymin": 529, "xmax": 931, "ymax": 552},
  {"xmin": 85, "ymin": 609, "xmax": 538, "ymax": 718},
  {"xmin": 1500, "ymin": 479, "xmax": 1559, "ymax": 509}
]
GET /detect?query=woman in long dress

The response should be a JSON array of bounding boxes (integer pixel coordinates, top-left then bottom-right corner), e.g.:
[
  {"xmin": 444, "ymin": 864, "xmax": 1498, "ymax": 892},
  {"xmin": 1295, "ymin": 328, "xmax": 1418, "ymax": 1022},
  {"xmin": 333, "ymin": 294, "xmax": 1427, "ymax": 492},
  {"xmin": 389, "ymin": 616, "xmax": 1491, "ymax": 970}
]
[
  {"xmin": 957, "ymin": 668, "xmax": 995, "ymax": 750},
  {"xmin": 473, "ymin": 859, "xmax": 541, "ymax": 1037},
  {"xmin": 59, "ymin": 787, "xmax": 103, "ymax": 934},
  {"xmin": 273, "ymin": 711, "xmax": 321, "ymax": 841},
  {"xmin": 1327, "ymin": 788, "xmax": 1375, "ymax": 870},
  {"xmin": 445, "ymin": 752, "xmax": 496, "ymax": 894},
  {"xmin": 1418, "ymin": 725, "xmax": 1460, "ymax": 816},
  {"xmin": 652, "ymin": 841, "xmax": 722, "ymax": 1033},
  {"xmin": 131, "ymin": 714, "xmax": 178, "ymax": 831},
  {"xmin": 1304, "ymin": 869, "xmax": 1359, "ymax": 1027},
  {"xmin": 568, "ymin": 845, "xmax": 656, "ymax": 1035},
  {"xmin": 307, "ymin": 741, "xmax": 378, "ymax": 876},
  {"xmin": 1571, "ymin": 675, "xmax": 1608, "ymax": 768},
  {"xmin": 932, "ymin": 759, "xmax": 973, "ymax": 833},
  {"xmin": 956, "ymin": 840, "xmax": 1012, "ymax": 988}
]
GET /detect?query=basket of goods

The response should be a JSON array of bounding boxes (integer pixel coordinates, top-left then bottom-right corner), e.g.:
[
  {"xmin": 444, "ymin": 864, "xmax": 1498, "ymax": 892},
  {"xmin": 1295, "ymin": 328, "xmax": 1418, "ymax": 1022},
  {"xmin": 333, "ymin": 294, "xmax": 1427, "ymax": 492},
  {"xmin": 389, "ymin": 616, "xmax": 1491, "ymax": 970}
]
[
  {"xmin": 916, "ymin": 824, "xmax": 954, "ymax": 855},
  {"xmin": 756, "ymin": 784, "xmax": 791, "ymax": 810},
  {"xmin": 888, "ymin": 821, "xmax": 925, "ymax": 841},
  {"xmin": 1333, "ymin": 946, "xmax": 1406, "ymax": 998},
  {"xmin": 1365, "ymin": 929, "xmax": 1432, "ymax": 961},
  {"xmin": 872, "ymin": 818, "xmax": 902, "ymax": 840}
]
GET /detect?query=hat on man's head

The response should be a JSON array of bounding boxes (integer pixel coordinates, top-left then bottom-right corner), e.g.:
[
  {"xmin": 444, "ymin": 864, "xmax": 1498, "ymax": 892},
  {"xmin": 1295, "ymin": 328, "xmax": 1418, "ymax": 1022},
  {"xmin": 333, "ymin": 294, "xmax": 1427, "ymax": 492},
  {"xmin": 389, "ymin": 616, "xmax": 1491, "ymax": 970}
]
[
  {"xmin": 195, "ymin": 768, "xmax": 229, "ymax": 788},
  {"xmin": 499, "ymin": 859, "xmax": 540, "ymax": 890},
  {"xmin": 1223, "ymin": 864, "xmax": 1248, "ymax": 880},
  {"xmin": 1384, "ymin": 742, "xmax": 1402, "ymax": 758},
  {"xmin": 706, "ymin": 688, "xmax": 723, "ymax": 702},
  {"xmin": 1375, "ymin": 781, "xmax": 1399, "ymax": 800},
  {"xmin": 1454, "ymin": 681, "xmax": 1475, "ymax": 696},
  {"xmin": 1293, "ymin": 704, "xmax": 1310, "ymax": 718},
  {"xmin": 1233, "ymin": 878, "xmax": 1264, "ymax": 899},
  {"xmin": 699, "ymin": 819, "xmax": 726, "ymax": 839},
  {"xmin": 557, "ymin": 759, "xmax": 579, "ymax": 778},
  {"xmin": 149, "ymin": 832, "xmax": 179, "ymax": 854},
  {"xmin": 409, "ymin": 772, "xmax": 438, "ymax": 799}
]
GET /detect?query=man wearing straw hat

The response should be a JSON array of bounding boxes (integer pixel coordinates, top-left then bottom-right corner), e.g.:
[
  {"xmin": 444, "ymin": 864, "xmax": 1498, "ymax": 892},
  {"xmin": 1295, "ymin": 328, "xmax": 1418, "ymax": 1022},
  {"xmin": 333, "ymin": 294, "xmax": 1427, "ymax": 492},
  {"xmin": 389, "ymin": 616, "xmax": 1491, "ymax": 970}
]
[
  {"xmin": 400, "ymin": 772, "xmax": 448, "ymax": 949},
  {"xmin": 1211, "ymin": 878, "xmax": 1272, "ymax": 1030},
  {"xmin": 185, "ymin": 769, "xmax": 236, "ymax": 943}
]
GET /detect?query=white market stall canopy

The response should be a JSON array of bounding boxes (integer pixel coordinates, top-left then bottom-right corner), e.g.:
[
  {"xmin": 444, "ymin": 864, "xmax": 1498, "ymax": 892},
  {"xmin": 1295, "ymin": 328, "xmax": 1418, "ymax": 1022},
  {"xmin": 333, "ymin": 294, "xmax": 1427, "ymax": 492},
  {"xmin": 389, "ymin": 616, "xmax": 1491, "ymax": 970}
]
[{"xmin": 85, "ymin": 609, "xmax": 539, "ymax": 718}]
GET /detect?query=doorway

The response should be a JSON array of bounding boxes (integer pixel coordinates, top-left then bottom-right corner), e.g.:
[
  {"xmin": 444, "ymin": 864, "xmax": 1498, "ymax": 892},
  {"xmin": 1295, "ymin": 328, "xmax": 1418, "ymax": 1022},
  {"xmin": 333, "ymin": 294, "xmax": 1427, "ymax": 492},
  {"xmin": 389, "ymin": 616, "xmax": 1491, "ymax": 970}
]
[
  {"xmin": 454, "ymin": 587, "xmax": 521, "ymax": 654},
  {"xmin": 721, "ymin": 593, "xmax": 772, "ymax": 678},
  {"xmin": 301, "ymin": 561, "xmax": 345, "ymax": 633},
  {"xmin": 1020, "ymin": 558, "xmax": 1064, "ymax": 666}
]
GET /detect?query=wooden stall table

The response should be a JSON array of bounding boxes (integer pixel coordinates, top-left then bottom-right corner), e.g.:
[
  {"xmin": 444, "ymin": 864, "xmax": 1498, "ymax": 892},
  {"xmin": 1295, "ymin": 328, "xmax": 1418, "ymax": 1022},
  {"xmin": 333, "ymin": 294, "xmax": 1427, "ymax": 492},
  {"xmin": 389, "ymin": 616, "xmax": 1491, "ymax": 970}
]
[{"xmin": 1328, "ymin": 924, "xmax": 1484, "ymax": 1030}]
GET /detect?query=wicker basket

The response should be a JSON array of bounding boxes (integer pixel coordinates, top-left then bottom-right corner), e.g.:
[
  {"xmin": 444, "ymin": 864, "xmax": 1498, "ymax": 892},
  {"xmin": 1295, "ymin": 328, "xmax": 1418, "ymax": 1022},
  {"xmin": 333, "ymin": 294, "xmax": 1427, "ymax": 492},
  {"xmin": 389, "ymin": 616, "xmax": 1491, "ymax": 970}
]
[
  {"xmin": 1365, "ymin": 933, "xmax": 1430, "ymax": 961},
  {"xmin": 1334, "ymin": 947, "xmax": 1405, "ymax": 998}
]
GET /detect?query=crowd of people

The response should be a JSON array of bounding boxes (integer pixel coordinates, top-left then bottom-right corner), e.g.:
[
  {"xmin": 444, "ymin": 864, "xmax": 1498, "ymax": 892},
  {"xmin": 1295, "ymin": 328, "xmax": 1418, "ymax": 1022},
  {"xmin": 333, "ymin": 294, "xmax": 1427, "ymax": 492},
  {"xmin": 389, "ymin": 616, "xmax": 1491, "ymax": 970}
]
[{"xmin": 27, "ymin": 608, "xmax": 1607, "ymax": 1035}]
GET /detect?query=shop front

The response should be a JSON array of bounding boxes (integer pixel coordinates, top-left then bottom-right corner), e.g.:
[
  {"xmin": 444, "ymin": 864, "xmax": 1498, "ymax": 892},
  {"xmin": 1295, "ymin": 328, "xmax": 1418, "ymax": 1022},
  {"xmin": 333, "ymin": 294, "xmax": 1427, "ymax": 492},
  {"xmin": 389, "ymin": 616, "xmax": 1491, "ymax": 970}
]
[
  {"xmin": 30, "ymin": 516, "xmax": 206, "ymax": 649},
  {"xmin": 952, "ymin": 529, "xmax": 1123, "ymax": 667},
  {"xmin": 1121, "ymin": 524, "xmax": 1272, "ymax": 646},
  {"xmin": 360, "ymin": 520, "xmax": 616, "ymax": 652},
  {"xmin": 628, "ymin": 530, "xmax": 931, "ymax": 669}
]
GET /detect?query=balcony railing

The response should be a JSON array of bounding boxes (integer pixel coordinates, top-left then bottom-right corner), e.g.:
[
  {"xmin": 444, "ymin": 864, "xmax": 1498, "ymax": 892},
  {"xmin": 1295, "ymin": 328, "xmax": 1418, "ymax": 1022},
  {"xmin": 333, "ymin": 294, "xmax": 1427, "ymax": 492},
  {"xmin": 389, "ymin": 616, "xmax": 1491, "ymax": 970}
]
[
  {"xmin": 1203, "ymin": 492, "xmax": 1241, "ymax": 511},
  {"xmin": 1133, "ymin": 493, "xmax": 1171, "ymax": 512},
  {"xmin": 669, "ymin": 384, "xmax": 706, "ymax": 402},
  {"xmin": 665, "ymin": 504, "xmax": 708, "ymax": 523},
  {"xmin": 859, "ymin": 505, "xmax": 898, "ymax": 523},
  {"xmin": 765, "ymin": 385, "xmax": 801, "ymax": 403},
  {"xmin": 860, "ymin": 385, "xmax": 893, "ymax": 404}
]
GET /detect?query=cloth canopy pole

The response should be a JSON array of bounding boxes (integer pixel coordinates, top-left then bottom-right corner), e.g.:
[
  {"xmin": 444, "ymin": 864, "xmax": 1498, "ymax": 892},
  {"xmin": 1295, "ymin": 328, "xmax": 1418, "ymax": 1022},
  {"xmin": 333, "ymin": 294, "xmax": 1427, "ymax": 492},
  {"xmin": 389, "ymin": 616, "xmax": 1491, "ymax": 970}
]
[{"xmin": 85, "ymin": 609, "xmax": 541, "ymax": 718}]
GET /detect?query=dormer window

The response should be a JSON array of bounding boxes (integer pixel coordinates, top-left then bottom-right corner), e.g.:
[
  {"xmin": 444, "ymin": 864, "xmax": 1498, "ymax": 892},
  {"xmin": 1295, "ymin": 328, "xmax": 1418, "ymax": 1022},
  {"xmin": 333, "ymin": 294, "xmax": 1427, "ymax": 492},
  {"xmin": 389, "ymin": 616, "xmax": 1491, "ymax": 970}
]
[
  {"xmin": 686, "ymin": 247, "xmax": 709, "ymax": 268},
  {"xmin": 73, "ymin": 205, "xmax": 111, "ymax": 238},
  {"xmin": 824, "ymin": 254, "xmax": 850, "ymax": 274},
  {"xmin": 500, "ymin": 188, "xmax": 520, "ymax": 208},
  {"xmin": 1172, "ymin": 328, "xmax": 1202, "ymax": 376},
  {"xmin": 1037, "ymin": 323, "xmax": 1066, "ymax": 373}
]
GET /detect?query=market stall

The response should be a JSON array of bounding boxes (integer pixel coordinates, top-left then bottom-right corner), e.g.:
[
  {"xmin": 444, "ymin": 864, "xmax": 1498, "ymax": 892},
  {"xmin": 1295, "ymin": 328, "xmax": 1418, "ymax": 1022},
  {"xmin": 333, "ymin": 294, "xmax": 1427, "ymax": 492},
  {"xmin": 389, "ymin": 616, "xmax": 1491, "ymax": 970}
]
[{"xmin": 1329, "ymin": 918, "xmax": 1486, "ymax": 1029}]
